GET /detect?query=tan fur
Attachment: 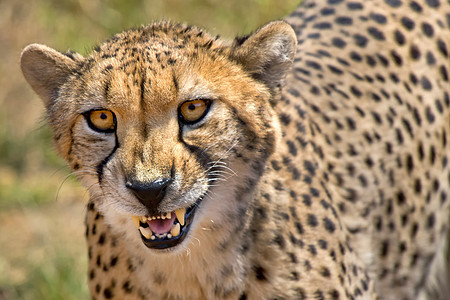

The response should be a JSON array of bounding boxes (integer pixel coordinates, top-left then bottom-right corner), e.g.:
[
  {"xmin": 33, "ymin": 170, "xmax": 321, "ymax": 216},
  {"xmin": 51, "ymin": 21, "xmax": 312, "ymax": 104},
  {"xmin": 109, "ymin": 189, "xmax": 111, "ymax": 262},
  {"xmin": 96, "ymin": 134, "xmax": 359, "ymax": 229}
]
[{"xmin": 21, "ymin": 0, "xmax": 450, "ymax": 299}]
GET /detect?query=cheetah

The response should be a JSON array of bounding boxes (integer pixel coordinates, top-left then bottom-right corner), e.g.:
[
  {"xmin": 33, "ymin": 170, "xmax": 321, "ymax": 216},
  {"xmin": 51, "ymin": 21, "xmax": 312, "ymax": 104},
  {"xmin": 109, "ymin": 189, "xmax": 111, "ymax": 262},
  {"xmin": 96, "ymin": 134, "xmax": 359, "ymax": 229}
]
[{"xmin": 20, "ymin": 0, "xmax": 450, "ymax": 299}]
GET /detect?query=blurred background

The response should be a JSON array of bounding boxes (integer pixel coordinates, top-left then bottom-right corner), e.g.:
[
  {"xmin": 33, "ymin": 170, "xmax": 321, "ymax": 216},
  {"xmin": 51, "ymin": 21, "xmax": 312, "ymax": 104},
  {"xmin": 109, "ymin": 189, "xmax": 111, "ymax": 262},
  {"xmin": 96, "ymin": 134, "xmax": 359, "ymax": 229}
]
[{"xmin": 0, "ymin": 0, "xmax": 299, "ymax": 299}]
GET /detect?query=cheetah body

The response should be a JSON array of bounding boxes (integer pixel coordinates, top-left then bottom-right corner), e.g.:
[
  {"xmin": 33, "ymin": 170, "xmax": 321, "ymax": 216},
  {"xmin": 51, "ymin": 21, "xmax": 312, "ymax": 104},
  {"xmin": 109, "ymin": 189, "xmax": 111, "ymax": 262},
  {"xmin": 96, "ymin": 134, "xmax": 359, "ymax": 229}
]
[{"xmin": 20, "ymin": 0, "xmax": 450, "ymax": 299}]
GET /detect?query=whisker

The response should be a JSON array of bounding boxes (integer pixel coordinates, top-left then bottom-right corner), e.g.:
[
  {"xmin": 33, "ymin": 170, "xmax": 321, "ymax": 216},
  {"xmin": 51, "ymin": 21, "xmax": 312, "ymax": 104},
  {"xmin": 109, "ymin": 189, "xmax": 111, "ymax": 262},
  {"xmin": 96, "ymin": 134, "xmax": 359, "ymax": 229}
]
[
  {"xmin": 193, "ymin": 237, "xmax": 201, "ymax": 246},
  {"xmin": 55, "ymin": 170, "xmax": 95, "ymax": 202}
]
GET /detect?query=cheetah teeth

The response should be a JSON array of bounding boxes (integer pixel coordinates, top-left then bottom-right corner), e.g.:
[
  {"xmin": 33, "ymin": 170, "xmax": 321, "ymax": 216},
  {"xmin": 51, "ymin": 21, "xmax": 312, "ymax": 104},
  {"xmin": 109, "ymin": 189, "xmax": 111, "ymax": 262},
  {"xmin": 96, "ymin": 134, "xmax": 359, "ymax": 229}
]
[
  {"xmin": 174, "ymin": 208, "xmax": 185, "ymax": 226},
  {"xmin": 131, "ymin": 216, "xmax": 140, "ymax": 228},
  {"xmin": 147, "ymin": 212, "xmax": 172, "ymax": 220},
  {"xmin": 136, "ymin": 223, "xmax": 181, "ymax": 240},
  {"xmin": 139, "ymin": 227, "xmax": 152, "ymax": 239},
  {"xmin": 170, "ymin": 223, "xmax": 181, "ymax": 237},
  {"xmin": 131, "ymin": 209, "xmax": 184, "ymax": 229},
  {"xmin": 131, "ymin": 208, "xmax": 186, "ymax": 240}
]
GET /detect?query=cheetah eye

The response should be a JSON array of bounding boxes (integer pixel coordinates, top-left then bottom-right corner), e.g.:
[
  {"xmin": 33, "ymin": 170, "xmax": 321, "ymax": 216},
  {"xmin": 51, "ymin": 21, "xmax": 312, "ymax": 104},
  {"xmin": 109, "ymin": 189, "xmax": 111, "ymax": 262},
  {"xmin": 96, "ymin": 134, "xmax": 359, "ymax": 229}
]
[
  {"xmin": 85, "ymin": 109, "xmax": 116, "ymax": 133},
  {"xmin": 178, "ymin": 99, "xmax": 211, "ymax": 125}
]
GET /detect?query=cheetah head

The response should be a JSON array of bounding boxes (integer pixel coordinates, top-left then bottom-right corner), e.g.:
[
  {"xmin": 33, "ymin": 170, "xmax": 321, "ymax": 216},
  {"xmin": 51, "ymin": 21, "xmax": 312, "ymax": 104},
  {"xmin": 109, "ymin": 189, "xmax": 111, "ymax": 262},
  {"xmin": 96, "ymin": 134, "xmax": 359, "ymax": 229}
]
[{"xmin": 20, "ymin": 21, "xmax": 296, "ymax": 252}]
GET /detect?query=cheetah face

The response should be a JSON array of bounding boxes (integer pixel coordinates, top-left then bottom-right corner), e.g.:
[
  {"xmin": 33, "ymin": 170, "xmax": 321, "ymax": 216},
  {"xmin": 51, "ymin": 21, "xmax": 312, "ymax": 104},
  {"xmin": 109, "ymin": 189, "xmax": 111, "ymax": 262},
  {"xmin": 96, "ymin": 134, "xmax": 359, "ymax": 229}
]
[
  {"xmin": 21, "ymin": 21, "xmax": 296, "ymax": 252},
  {"xmin": 76, "ymin": 77, "xmax": 252, "ymax": 252},
  {"xmin": 82, "ymin": 97, "xmax": 218, "ymax": 251}
]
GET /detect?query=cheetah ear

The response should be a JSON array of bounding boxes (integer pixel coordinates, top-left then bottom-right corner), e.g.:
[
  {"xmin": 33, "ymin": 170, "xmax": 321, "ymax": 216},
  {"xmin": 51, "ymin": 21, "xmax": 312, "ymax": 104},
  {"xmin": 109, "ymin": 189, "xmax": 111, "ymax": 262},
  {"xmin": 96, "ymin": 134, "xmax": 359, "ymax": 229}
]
[
  {"xmin": 231, "ymin": 21, "xmax": 297, "ymax": 91},
  {"xmin": 20, "ymin": 44, "xmax": 83, "ymax": 107}
]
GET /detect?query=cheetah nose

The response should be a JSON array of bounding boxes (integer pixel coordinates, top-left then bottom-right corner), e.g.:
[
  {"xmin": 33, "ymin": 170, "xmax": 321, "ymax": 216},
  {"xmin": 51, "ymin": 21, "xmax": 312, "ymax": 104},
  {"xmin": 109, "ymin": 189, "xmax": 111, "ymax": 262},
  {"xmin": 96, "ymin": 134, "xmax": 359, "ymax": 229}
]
[{"xmin": 125, "ymin": 178, "xmax": 172, "ymax": 214}]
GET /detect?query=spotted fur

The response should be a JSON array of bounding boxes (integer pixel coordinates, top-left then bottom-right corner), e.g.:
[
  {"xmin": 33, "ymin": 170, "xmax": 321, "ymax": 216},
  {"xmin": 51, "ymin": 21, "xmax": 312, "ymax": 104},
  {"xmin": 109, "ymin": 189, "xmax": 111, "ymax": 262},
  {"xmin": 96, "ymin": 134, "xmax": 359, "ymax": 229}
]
[{"xmin": 20, "ymin": 0, "xmax": 450, "ymax": 299}]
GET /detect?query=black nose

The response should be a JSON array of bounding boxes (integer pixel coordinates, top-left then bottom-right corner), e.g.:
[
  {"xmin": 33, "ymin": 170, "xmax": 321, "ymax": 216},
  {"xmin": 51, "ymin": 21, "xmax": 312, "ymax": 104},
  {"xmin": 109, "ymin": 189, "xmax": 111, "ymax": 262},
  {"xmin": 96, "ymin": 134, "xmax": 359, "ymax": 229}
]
[{"xmin": 126, "ymin": 178, "xmax": 172, "ymax": 214}]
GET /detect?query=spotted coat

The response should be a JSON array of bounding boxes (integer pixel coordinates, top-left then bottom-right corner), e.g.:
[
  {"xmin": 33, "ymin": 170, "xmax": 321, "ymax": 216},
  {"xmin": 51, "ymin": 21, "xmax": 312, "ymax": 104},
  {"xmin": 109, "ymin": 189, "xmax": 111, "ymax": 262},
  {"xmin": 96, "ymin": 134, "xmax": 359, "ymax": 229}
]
[{"xmin": 20, "ymin": 0, "xmax": 450, "ymax": 299}]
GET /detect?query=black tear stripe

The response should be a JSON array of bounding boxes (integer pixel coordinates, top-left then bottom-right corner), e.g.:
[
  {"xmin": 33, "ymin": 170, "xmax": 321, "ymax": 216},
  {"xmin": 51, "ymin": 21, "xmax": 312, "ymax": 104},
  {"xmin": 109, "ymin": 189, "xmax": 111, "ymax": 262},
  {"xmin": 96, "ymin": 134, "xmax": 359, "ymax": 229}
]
[
  {"xmin": 177, "ymin": 126, "xmax": 213, "ymax": 175},
  {"xmin": 170, "ymin": 161, "xmax": 176, "ymax": 179},
  {"xmin": 67, "ymin": 122, "xmax": 76, "ymax": 158},
  {"xmin": 97, "ymin": 133, "xmax": 120, "ymax": 184},
  {"xmin": 172, "ymin": 70, "xmax": 179, "ymax": 92},
  {"xmin": 104, "ymin": 77, "xmax": 111, "ymax": 100},
  {"xmin": 140, "ymin": 71, "xmax": 146, "ymax": 110}
]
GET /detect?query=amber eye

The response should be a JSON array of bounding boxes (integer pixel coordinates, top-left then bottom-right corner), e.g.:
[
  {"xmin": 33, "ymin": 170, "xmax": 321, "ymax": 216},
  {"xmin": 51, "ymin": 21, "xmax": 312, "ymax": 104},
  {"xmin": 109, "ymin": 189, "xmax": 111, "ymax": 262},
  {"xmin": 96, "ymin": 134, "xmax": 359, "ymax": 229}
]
[
  {"xmin": 179, "ymin": 99, "xmax": 211, "ymax": 124},
  {"xmin": 86, "ymin": 109, "xmax": 116, "ymax": 133}
]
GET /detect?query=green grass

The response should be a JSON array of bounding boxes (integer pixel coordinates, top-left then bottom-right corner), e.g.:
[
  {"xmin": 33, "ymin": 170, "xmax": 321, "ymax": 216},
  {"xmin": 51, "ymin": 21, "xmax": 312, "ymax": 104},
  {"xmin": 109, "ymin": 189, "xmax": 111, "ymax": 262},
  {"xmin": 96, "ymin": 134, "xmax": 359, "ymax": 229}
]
[
  {"xmin": 1, "ymin": 245, "xmax": 88, "ymax": 300},
  {"xmin": 0, "ymin": 0, "xmax": 300, "ymax": 299},
  {"xmin": 0, "ymin": 199, "xmax": 88, "ymax": 300}
]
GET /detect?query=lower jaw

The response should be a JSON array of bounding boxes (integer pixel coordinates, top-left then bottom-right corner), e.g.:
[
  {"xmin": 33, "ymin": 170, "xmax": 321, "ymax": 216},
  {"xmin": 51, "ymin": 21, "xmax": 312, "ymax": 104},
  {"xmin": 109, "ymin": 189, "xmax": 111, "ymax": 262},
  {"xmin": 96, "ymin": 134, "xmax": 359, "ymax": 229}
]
[{"xmin": 141, "ymin": 221, "xmax": 192, "ymax": 250}]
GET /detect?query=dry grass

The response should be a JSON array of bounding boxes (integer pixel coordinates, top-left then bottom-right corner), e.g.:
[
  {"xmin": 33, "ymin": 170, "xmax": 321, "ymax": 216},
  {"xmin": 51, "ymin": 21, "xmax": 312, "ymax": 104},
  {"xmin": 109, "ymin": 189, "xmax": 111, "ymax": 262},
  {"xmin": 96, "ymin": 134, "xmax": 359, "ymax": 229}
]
[{"xmin": 0, "ymin": 0, "xmax": 299, "ymax": 298}]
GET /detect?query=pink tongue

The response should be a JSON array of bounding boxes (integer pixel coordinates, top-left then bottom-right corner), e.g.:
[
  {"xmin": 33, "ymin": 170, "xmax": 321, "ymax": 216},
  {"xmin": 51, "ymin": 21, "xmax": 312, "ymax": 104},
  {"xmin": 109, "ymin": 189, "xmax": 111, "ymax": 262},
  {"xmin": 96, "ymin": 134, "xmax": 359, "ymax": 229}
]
[{"xmin": 147, "ymin": 213, "xmax": 176, "ymax": 234}]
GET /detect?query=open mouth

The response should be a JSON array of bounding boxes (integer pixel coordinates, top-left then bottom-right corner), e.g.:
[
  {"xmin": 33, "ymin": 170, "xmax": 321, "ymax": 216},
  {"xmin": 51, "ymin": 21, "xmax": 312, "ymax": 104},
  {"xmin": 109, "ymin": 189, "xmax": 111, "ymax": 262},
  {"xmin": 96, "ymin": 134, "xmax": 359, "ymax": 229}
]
[{"xmin": 131, "ymin": 199, "xmax": 201, "ymax": 250}]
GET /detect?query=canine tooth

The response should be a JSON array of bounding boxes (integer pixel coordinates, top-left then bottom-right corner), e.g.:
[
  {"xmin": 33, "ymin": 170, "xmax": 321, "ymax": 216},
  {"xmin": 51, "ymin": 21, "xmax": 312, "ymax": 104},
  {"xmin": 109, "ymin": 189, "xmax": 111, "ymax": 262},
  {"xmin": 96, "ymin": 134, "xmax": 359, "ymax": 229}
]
[
  {"xmin": 175, "ymin": 208, "xmax": 186, "ymax": 226},
  {"xmin": 139, "ymin": 227, "xmax": 152, "ymax": 239},
  {"xmin": 131, "ymin": 216, "xmax": 140, "ymax": 229},
  {"xmin": 171, "ymin": 223, "xmax": 181, "ymax": 237}
]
